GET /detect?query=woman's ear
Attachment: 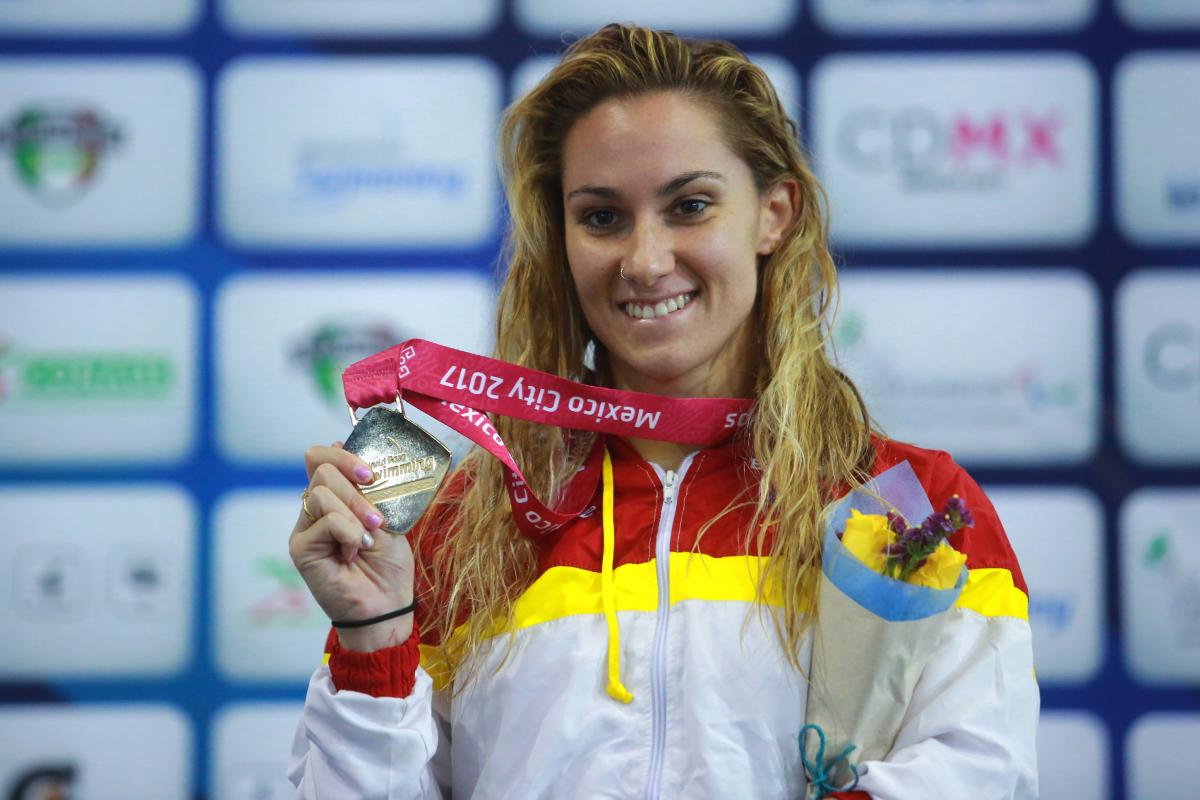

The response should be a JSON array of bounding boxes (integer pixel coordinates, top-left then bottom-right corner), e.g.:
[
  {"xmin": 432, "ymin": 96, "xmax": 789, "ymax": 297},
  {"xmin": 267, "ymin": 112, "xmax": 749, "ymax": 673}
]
[{"xmin": 756, "ymin": 178, "xmax": 801, "ymax": 256}]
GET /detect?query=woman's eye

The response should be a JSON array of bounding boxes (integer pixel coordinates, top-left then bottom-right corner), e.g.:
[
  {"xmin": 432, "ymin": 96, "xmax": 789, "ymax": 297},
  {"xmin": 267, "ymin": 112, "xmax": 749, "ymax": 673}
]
[
  {"xmin": 676, "ymin": 198, "xmax": 709, "ymax": 217},
  {"xmin": 584, "ymin": 209, "xmax": 618, "ymax": 229}
]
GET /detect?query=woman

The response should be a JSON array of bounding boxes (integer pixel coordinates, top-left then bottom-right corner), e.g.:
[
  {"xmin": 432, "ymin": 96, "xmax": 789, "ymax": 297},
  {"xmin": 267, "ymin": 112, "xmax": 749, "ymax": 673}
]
[{"xmin": 287, "ymin": 24, "xmax": 1038, "ymax": 799}]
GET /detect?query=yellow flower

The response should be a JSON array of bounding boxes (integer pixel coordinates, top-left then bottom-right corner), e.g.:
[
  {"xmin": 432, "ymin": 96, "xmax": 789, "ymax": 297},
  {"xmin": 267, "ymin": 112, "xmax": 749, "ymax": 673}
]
[
  {"xmin": 908, "ymin": 542, "xmax": 967, "ymax": 590},
  {"xmin": 840, "ymin": 509, "xmax": 891, "ymax": 573}
]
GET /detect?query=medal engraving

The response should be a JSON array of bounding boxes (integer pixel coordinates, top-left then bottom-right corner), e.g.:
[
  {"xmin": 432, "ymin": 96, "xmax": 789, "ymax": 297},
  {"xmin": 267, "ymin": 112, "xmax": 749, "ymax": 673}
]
[{"xmin": 343, "ymin": 406, "xmax": 451, "ymax": 535}]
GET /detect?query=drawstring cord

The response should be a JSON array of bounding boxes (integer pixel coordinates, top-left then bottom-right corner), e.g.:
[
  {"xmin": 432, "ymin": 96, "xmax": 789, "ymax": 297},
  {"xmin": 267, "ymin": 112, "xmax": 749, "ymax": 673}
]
[
  {"xmin": 601, "ymin": 447, "xmax": 634, "ymax": 703},
  {"xmin": 799, "ymin": 723, "xmax": 859, "ymax": 798}
]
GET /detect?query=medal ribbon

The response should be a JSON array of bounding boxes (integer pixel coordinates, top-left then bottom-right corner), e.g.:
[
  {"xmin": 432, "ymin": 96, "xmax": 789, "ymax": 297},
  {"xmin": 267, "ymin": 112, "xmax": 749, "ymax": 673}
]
[{"xmin": 342, "ymin": 339, "xmax": 753, "ymax": 537}]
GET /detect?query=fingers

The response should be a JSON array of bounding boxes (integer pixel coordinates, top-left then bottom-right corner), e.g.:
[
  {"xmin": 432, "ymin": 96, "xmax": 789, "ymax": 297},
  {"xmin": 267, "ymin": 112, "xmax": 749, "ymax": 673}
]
[
  {"xmin": 304, "ymin": 466, "xmax": 385, "ymax": 534},
  {"xmin": 302, "ymin": 446, "xmax": 383, "ymax": 531},
  {"xmin": 304, "ymin": 442, "xmax": 374, "ymax": 486},
  {"xmin": 291, "ymin": 492, "xmax": 371, "ymax": 565}
]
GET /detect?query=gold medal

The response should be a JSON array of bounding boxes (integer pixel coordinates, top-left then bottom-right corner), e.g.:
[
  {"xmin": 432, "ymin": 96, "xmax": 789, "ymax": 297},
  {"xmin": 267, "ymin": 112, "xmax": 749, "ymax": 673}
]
[{"xmin": 342, "ymin": 402, "xmax": 451, "ymax": 535}]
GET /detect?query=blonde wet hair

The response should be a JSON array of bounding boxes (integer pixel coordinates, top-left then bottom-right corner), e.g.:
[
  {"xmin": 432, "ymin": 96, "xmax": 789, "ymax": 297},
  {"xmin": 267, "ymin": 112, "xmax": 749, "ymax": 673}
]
[{"xmin": 420, "ymin": 23, "xmax": 875, "ymax": 681}]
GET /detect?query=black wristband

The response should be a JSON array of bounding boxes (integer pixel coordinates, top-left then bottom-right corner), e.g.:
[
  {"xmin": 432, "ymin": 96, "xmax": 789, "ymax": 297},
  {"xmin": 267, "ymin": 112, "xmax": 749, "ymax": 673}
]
[{"xmin": 331, "ymin": 598, "xmax": 417, "ymax": 629}]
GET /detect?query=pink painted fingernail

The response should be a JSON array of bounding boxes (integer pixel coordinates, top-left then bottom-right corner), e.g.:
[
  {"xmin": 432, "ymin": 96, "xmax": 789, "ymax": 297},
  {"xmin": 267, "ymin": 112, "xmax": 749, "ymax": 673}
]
[
  {"xmin": 366, "ymin": 512, "xmax": 383, "ymax": 529},
  {"xmin": 355, "ymin": 466, "xmax": 373, "ymax": 483}
]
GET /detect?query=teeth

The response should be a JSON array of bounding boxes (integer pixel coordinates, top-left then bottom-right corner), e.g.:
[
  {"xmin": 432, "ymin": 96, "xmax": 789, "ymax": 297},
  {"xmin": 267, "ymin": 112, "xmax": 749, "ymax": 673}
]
[{"xmin": 623, "ymin": 292, "xmax": 694, "ymax": 320}]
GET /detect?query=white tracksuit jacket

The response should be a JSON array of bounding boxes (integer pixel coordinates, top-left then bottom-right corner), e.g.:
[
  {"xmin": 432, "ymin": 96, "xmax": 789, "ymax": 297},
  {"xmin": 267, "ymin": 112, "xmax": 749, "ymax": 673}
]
[{"xmin": 289, "ymin": 436, "xmax": 1040, "ymax": 799}]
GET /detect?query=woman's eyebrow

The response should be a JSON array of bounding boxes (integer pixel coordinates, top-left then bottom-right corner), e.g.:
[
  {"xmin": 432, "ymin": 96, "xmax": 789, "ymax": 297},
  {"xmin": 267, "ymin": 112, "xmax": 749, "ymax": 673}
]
[
  {"xmin": 565, "ymin": 170, "xmax": 726, "ymax": 202},
  {"xmin": 656, "ymin": 170, "xmax": 724, "ymax": 196}
]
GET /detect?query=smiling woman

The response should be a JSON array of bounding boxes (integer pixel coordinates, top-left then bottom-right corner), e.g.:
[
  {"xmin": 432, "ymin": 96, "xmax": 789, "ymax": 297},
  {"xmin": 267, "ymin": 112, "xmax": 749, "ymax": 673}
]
[
  {"xmin": 563, "ymin": 93, "xmax": 787, "ymax": 403},
  {"xmin": 287, "ymin": 23, "xmax": 1039, "ymax": 800}
]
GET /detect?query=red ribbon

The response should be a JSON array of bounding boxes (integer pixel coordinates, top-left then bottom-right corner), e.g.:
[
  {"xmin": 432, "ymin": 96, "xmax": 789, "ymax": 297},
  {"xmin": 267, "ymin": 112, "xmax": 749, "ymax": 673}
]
[{"xmin": 342, "ymin": 340, "xmax": 753, "ymax": 536}]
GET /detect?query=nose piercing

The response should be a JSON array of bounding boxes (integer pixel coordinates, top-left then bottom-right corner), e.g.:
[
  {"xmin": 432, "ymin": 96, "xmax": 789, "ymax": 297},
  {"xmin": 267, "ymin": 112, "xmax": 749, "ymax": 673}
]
[{"xmin": 619, "ymin": 264, "xmax": 630, "ymax": 282}]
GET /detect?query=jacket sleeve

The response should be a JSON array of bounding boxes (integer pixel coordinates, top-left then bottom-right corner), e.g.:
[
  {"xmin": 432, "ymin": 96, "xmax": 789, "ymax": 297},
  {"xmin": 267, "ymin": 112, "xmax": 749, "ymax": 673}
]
[
  {"xmin": 851, "ymin": 447, "xmax": 1041, "ymax": 799},
  {"xmin": 288, "ymin": 469, "xmax": 471, "ymax": 798},
  {"xmin": 287, "ymin": 629, "xmax": 447, "ymax": 799}
]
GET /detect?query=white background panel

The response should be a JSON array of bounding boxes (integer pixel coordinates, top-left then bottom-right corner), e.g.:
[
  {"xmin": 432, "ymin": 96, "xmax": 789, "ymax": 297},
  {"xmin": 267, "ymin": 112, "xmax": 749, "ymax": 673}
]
[
  {"xmin": 1117, "ymin": 269, "xmax": 1200, "ymax": 463},
  {"xmin": 514, "ymin": 0, "xmax": 797, "ymax": 36},
  {"xmin": 1118, "ymin": 0, "xmax": 1200, "ymax": 28},
  {"xmin": 0, "ymin": 705, "xmax": 191, "ymax": 799},
  {"xmin": 221, "ymin": 0, "xmax": 500, "ymax": 36},
  {"xmin": 812, "ymin": 54, "xmax": 1097, "ymax": 246},
  {"xmin": 0, "ymin": 485, "xmax": 195, "ymax": 677},
  {"xmin": 211, "ymin": 702, "xmax": 305, "ymax": 800},
  {"xmin": 1115, "ymin": 53, "xmax": 1200, "ymax": 245},
  {"xmin": 0, "ymin": 0, "xmax": 198, "ymax": 34},
  {"xmin": 216, "ymin": 271, "xmax": 494, "ymax": 464},
  {"xmin": 1037, "ymin": 711, "xmax": 1110, "ymax": 800},
  {"xmin": 835, "ymin": 269, "xmax": 1099, "ymax": 464},
  {"xmin": 214, "ymin": 492, "xmax": 329, "ymax": 681},
  {"xmin": 1126, "ymin": 714, "xmax": 1200, "ymax": 798},
  {"xmin": 813, "ymin": 0, "xmax": 1095, "ymax": 33},
  {"xmin": 218, "ymin": 58, "xmax": 500, "ymax": 248},
  {"xmin": 0, "ymin": 275, "xmax": 197, "ymax": 463},
  {"xmin": 1121, "ymin": 489, "xmax": 1200, "ymax": 684},
  {"xmin": 990, "ymin": 487, "xmax": 1104, "ymax": 684},
  {"xmin": 0, "ymin": 59, "xmax": 200, "ymax": 245}
]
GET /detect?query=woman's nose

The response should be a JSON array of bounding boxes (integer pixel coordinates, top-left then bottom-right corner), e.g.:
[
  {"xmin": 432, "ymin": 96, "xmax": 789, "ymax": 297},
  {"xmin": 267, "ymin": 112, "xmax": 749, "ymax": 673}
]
[{"xmin": 619, "ymin": 221, "xmax": 674, "ymax": 286}]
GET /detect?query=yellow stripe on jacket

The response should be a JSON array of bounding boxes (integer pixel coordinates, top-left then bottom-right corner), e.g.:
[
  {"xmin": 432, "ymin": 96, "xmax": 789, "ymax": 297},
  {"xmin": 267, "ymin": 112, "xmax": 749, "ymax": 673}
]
[{"xmin": 418, "ymin": 558, "xmax": 1028, "ymax": 689}]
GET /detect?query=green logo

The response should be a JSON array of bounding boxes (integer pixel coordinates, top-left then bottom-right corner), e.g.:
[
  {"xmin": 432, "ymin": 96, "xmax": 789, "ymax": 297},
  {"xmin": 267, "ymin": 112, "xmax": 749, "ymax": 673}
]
[
  {"xmin": 291, "ymin": 323, "xmax": 400, "ymax": 405},
  {"xmin": 0, "ymin": 105, "xmax": 123, "ymax": 206},
  {"xmin": 1143, "ymin": 530, "xmax": 1172, "ymax": 570},
  {"xmin": 834, "ymin": 309, "xmax": 866, "ymax": 349},
  {"xmin": 0, "ymin": 341, "xmax": 175, "ymax": 404}
]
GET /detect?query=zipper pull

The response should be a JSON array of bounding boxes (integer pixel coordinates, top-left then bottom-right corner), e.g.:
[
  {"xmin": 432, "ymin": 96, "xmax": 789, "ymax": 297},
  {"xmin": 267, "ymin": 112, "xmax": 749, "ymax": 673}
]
[{"xmin": 663, "ymin": 469, "xmax": 676, "ymax": 504}]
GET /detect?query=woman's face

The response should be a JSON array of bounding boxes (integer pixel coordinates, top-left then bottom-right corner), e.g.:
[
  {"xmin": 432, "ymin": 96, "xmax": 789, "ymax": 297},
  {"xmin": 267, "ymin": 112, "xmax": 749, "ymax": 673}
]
[{"xmin": 562, "ymin": 91, "xmax": 794, "ymax": 398}]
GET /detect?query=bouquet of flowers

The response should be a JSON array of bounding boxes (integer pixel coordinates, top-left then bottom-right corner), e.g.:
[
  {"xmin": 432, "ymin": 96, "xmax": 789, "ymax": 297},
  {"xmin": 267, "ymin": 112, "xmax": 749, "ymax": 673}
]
[{"xmin": 800, "ymin": 461, "xmax": 972, "ymax": 798}]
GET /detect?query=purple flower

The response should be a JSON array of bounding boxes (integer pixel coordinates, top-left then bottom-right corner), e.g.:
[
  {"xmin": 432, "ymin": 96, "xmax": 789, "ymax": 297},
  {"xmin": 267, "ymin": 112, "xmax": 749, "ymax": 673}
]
[
  {"xmin": 945, "ymin": 494, "xmax": 975, "ymax": 528},
  {"xmin": 881, "ymin": 495, "xmax": 975, "ymax": 581}
]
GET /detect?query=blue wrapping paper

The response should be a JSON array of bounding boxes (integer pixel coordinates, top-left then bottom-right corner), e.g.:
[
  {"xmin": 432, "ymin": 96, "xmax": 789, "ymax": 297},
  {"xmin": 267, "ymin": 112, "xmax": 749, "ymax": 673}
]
[{"xmin": 821, "ymin": 460, "xmax": 967, "ymax": 623}]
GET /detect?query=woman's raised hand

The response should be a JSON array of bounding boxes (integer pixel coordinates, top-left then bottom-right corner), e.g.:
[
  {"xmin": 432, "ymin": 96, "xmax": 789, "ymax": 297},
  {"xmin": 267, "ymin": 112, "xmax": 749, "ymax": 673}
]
[{"xmin": 289, "ymin": 442, "xmax": 415, "ymax": 652}]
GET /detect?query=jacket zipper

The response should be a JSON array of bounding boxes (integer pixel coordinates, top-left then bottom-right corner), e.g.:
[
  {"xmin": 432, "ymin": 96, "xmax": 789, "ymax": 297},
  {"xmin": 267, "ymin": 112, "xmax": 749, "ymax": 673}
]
[{"xmin": 644, "ymin": 456, "xmax": 693, "ymax": 800}]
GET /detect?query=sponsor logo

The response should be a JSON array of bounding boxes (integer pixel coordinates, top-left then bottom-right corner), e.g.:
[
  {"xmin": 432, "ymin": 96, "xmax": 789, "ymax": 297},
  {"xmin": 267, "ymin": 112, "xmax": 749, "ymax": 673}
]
[
  {"xmin": 246, "ymin": 556, "xmax": 320, "ymax": 626},
  {"xmin": 109, "ymin": 547, "xmax": 172, "ymax": 619},
  {"xmin": 1143, "ymin": 321, "xmax": 1199, "ymax": 396},
  {"xmin": 291, "ymin": 322, "xmax": 401, "ymax": 407},
  {"xmin": 0, "ymin": 105, "xmax": 123, "ymax": 206},
  {"xmin": 835, "ymin": 315, "xmax": 1080, "ymax": 418},
  {"xmin": 1029, "ymin": 593, "xmax": 1075, "ymax": 632},
  {"xmin": 1142, "ymin": 530, "xmax": 1200, "ymax": 649},
  {"xmin": 14, "ymin": 547, "xmax": 87, "ymax": 618},
  {"xmin": 838, "ymin": 107, "xmax": 1064, "ymax": 192},
  {"xmin": 12, "ymin": 543, "xmax": 177, "ymax": 623},
  {"xmin": 0, "ymin": 338, "xmax": 175, "ymax": 405},
  {"xmin": 1166, "ymin": 173, "xmax": 1200, "ymax": 212},
  {"xmin": 291, "ymin": 136, "xmax": 465, "ymax": 209},
  {"xmin": 1116, "ymin": 55, "xmax": 1200, "ymax": 243},
  {"xmin": 5, "ymin": 762, "xmax": 77, "ymax": 800},
  {"xmin": 219, "ymin": 60, "xmax": 498, "ymax": 247}
]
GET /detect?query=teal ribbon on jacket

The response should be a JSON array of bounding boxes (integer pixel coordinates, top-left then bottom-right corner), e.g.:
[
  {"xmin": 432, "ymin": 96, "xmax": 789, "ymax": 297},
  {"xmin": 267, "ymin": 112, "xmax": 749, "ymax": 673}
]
[{"xmin": 799, "ymin": 723, "xmax": 859, "ymax": 798}]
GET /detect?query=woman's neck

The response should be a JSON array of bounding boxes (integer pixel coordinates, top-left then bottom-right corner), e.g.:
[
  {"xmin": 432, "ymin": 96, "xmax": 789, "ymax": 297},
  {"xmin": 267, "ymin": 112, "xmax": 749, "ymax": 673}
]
[{"xmin": 625, "ymin": 438, "xmax": 695, "ymax": 473}]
